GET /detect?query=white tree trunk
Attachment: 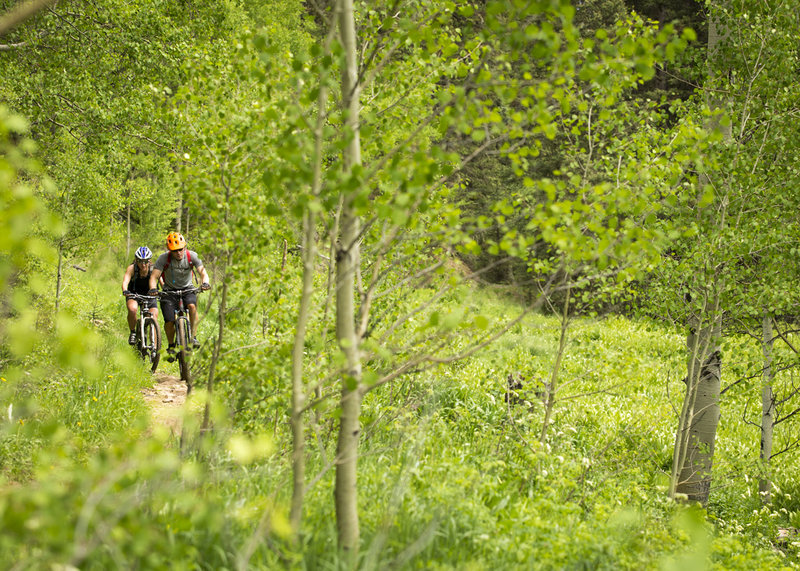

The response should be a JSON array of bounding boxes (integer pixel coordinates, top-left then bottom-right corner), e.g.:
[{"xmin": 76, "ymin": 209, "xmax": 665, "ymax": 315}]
[
  {"xmin": 675, "ymin": 314, "xmax": 721, "ymax": 504},
  {"xmin": 669, "ymin": 11, "xmax": 729, "ymax": 507},
  {"xmin": 334, "ymin": 0, "xmax": 364, "ymax": 556}
]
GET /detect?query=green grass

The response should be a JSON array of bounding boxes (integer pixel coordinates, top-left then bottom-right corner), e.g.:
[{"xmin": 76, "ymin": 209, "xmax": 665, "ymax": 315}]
[{"xmin": 0, "ymin": 267, "xmax": 798, "ymax": 569}]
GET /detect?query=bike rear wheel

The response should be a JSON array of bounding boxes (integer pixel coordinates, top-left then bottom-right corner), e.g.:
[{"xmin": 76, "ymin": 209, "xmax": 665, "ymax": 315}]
[{"xmin": 142, "ymin": 316, "xmax": 161, "ymax": 373}]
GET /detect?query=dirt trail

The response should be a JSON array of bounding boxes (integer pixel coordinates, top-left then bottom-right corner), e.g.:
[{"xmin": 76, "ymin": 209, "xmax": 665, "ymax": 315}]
[{"xmin": 141, "ymin": 372, "xmax": 187, "ymax": 435}]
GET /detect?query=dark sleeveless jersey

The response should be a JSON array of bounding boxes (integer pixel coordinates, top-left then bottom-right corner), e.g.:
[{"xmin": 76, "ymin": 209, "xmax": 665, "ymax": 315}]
[{"xmin": 130, "ymin": 263, "xmax": 153, "ymax": 294}]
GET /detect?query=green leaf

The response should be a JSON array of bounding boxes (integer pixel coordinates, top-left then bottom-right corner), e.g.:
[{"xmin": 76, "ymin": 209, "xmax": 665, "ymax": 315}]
[{"xmin": 474, "ymin": 315, "xmax": 489, "ymax": 330}]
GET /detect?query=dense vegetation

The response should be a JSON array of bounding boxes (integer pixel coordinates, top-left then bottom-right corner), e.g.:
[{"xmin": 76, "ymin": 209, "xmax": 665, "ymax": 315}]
[{"xmin": 2, "ymin": 0, "xmax": 800, "ymax": 568}]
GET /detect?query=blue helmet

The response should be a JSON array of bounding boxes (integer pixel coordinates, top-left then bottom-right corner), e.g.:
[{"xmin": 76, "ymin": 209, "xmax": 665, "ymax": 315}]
[{"xmin": 135, "ymin": 246, "xmax": 152, "ymax": 261}]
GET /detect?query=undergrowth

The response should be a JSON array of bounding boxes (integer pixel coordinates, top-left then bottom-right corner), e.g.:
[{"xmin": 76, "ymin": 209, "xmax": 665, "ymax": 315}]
[{"xmin": 0, "ymin": 263, "xmax": 798, "ymax": 569}]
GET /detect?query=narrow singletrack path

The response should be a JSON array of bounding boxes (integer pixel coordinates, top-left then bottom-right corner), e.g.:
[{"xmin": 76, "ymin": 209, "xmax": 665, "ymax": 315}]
[{"xmin": 141, "ymin": 372, "xmax": 187, "ymax": 435}]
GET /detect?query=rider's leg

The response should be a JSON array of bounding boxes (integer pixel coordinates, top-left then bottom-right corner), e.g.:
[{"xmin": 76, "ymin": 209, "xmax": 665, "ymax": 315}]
[
  {"xmin": 126, "ymin": 298, "xmax": 138, "ymax": 331},
  {"xmin": 165, "ymin": 320, "xmax": 176, "ymax": 345},
  {"xmin": 188, "ymin": 303, "xmax": 198, "ymax": 337},
  {"xmin": 159, "ymin": 297, "xmax": 176, "ymax": 346},
  {"xmin": 187, "ymin": 303, "xmax": 201, "ymax": 348},
  {"xmin": 126, "ymin": 299, "xmax": 139, "ymax": 344},
  {"xmin": 163, "ymin": 320, "xmax": 177, "ymax": 361}
]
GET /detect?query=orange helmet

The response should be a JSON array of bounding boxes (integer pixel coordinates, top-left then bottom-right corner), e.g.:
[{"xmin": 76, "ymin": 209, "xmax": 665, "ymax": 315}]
[{"xmin": 166, "ymin": 232, "xmax": 186, "ymax": 251}]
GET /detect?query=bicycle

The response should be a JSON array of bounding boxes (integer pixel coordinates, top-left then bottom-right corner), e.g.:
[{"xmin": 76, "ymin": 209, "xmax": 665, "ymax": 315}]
[
  {"xmin": 125, "ymin": 293, "xmax": 161, "ymax": 373},
  {"xmin": 159, "ymin": 287, "xmax": 203, "ymax": 390}
]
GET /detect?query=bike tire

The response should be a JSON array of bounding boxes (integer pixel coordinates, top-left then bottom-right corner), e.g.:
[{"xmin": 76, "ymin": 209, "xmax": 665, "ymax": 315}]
[
  {"xmin": 176, "ymin": 317, "xmax": 191, "ymax": 383},
  {"xmin": 177, "ymin": 351, "xmax": 191, "ymax": 385},
  {"xmin": 143, "ymin": 316, "xmax": 161, "ymax": 373},
  {"xmin": 137, "ymin": 321, "xmax": 147, "ymax": 360}
]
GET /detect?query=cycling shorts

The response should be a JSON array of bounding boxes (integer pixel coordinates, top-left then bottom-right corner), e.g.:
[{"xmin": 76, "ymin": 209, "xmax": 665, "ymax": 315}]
[{"xmin": 159, "ymin": 290, "xmax": 198, "ymax": 323}]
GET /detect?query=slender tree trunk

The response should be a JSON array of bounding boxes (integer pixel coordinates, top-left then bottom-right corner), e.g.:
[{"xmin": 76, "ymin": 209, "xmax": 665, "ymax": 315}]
[
  {"xmin": 539, "ymin": 285, "xmax": 570, "ymax": 444},
  {"xmin": 290, "ymin": 212, "xmax": 314, "ymax": 533},
  {"xmin": 176, "ymin": 191, "xmax": 183, "ymax": 233},
  {"xmin": 759, "ymin": 313, "xmax": 775, "ymax": 503},
  {"xmin": 202, "ymin": 263, "xmax": 228, "ymax": 432},
  {"xmin": 202, "ymin": 174, "xmax": 234, "ymax": 432},
  {"xmin": 55, "ymin": 236, "xmax": 64, "ymax": 313},
  {"xmin": 334, "ymin": 0, "xmax": 364, "ymax": 557},
  {"xmin": 126, "ymin": 201, "xmax": 131, "ymax": 259},
  {"xmin": 289, "ymin": 48, "xmax": 331, "ymax": 534}
]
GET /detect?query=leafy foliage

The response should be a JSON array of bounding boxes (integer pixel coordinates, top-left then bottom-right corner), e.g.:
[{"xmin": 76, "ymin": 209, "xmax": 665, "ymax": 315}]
[{"xmin": 2, "ymin": 0, "xmax": 800, "ymax": 568}]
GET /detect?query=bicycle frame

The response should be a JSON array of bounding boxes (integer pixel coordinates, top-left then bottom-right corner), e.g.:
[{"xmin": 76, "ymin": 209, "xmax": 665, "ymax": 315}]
[
  {"xmin": 126, "ymin": 293, "xmax": 161, "ymax": 372},
  {"xmin": 159, "ymin": 287, "xmax": 202, "ymax": 389}
]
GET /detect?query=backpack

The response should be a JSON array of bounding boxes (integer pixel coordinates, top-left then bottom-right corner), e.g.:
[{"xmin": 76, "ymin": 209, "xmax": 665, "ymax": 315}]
[{"xmin": 163, "ymin": 250, "xmax": 198, "ymax": 284}]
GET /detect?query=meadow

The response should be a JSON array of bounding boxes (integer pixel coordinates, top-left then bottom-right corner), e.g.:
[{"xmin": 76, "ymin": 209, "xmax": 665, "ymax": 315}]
[{"xmin": 1, "ymin": 259, "xmax": 798, "ymax": 570}]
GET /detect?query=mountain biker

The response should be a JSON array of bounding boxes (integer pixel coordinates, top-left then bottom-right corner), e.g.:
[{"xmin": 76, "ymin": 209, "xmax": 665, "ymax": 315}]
[
  {"xmin": 148, "ymin": 232, "xmax": 211, "ymax": 362},
  {"xmin": 121, "ymin": 246, "xmax": 159, "ymax": 345}
]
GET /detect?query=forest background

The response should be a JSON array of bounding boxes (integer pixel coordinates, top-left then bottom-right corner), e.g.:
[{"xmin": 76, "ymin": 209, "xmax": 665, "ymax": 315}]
[{"xmin": 2, "ymin": 0, "xmax": 800, "ymax": 568}]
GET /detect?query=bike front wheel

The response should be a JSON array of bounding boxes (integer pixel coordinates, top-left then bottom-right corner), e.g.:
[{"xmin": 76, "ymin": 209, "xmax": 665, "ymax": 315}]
[
  {"xmin": 142, "ymin": 316, "xmax": 161, "ymax": 373},
  {"xmin": 175, "ymin": 316, "xmax": 191, "ymax": 384}
]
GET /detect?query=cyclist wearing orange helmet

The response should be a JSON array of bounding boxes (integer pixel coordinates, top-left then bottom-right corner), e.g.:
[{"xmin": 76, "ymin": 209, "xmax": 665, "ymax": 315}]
[{"xmin": 148, "ymin": 232, "xmax": 211, "ymax": 361}]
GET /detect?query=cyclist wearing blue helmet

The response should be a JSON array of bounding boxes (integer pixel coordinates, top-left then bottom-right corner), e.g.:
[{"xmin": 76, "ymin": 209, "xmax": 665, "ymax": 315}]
[{"xmin": 122, "ymin": 246, "xmax": 159, "ymax": 345}]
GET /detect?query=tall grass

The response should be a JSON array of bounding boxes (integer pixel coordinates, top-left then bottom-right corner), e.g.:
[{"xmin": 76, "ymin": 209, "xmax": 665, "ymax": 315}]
[{"xmin": 0, "ymin": 267, "xmax": 798, "ymax": 569}]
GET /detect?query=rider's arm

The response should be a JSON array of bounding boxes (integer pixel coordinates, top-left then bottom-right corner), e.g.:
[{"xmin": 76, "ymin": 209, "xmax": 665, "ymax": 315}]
[
  {"xmin": 122, "ymin": 264, "xmax": 134, "ymax": 292},
  {"xmin": 197, "ymin": 265, "xmax": 210, "ymax": 287},
  {"xmin": 149, "ymin": 268, "xmax": 162, "ymax": 291}
]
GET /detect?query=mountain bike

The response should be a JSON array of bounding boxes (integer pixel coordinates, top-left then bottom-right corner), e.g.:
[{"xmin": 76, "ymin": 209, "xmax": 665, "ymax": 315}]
[
  {"xmin": 159, "ymin": 287, "xmax": 203, "ymax": 391},
  {"xmin": 125, "ymin": 293, "xmax": 161, "ymax": 373}
]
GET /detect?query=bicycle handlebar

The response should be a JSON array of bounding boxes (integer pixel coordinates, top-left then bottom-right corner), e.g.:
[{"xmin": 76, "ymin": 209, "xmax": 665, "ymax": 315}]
[
  {"xmin": 125, "ymin": 292, "xmax": 158, "ymax": 301},
  {"xmin": 157, "ymin": 287, "xmax": 203, "ymax": 297}
]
